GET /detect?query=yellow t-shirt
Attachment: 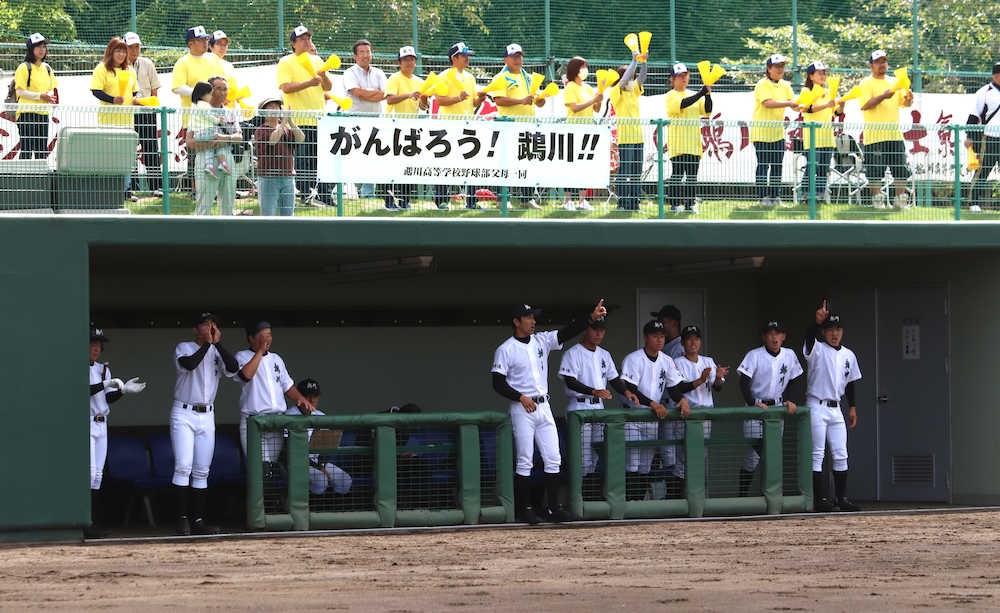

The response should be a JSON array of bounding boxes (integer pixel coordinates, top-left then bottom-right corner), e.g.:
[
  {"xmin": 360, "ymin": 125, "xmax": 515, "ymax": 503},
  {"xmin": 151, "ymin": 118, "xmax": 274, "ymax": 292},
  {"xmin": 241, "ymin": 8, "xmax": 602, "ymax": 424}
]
[
  {"xmin": 665, "ymin": 89, "xmax": 707, "ymax": 158},
  {"xmin": 385, "ymin": 72, "xmax": 424, "ymax": 115},
  {"xmin": 859, "ymin": 76, "xmax": 907, "ymax": 144},
  {"xmin": 436, "ymin": 68, "xmax": 476, "ymax": 116},
  {"xmin": 563, "ymin": 80, "xmax": 596, "ymax": 121},
  {"xmin": 608, "ymin": 82, "xmax": 642, "ymax": 144},
  {"xmin": 90, "ymin": 63, "xmax": 137, "ymax": 127},
  {"xmin": 801, "ymin": 87, "xmax": 835, "ymax": 149},
  {"xmin": 14, "ymin": 62, "xmax": 58, "ymax": 118},
  {"xmin": 171, "ymin": 53, "xmax": 223, "ymax": 108},
  {"xmin": 492, "ymin": 68, "xmax": 534, "ymax": 117},
  {"xmin": 751, "ymin": 77, "xmax": 794, "ymax": 142},
  {"xmin": 216, "ymin": 57, "xmax": 238, "ymax": 109},
  {"xmin": 276, "ymin": 53, "xmax": 325, "ymax": 126}
]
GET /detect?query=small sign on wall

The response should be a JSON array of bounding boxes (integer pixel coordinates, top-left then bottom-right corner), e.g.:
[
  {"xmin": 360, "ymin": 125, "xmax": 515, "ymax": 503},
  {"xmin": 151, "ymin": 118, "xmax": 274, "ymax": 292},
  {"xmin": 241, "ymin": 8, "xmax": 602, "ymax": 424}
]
[{"xmin": 903, "ymin": 320, "xmax": 920, "ymax": 360}]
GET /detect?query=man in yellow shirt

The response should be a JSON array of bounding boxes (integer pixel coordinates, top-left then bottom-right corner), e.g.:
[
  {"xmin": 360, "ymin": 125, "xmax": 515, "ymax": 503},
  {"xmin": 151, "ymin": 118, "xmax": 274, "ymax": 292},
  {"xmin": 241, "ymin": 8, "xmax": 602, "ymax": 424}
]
[
  {"xmin": 172, "ymin": 26, "xmax": 223, "ymax": 191},
  {"xmin": 432, "ymin": 42, "xmax": 485, "ymax": 210},
  {"xmin": 859, "ymin": 49, "xmax": 914, "ymax": 208},
  {"xmin": 383, "ymin": 45, "xmax": 426, "ymax": 210},
  {"xmin": 751, "ymin": 54, "xmax": 796, "ymax": 207},
  {"xmin": 277, "ymin": 25, "xmax": 333, "ymax": 206},
  {"xmin": 664, "ymin": 63, "xmax": 712, "ymax": 214},
  {"xmin": 608, "ymin": 48, "xmax": 647, "ymax": 211},
  {"xmin": 491, "ymin": 43, "xmax": 546, "ymax": 209}
]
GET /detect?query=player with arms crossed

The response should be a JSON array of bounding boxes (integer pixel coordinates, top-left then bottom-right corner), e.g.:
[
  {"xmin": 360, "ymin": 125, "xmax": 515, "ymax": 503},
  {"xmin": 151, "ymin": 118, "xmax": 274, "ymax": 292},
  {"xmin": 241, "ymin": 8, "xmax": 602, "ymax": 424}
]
[
  {"xmin": 737, "ymin": 319, "xmax": 803, "ymax": 497},
  {"xmin": 492, "ymin": 299, "xmax": 607, "ymax": 524},
  {"xmin": 804, "ymin": 300, "xmax": 862, "ymax": 512}
]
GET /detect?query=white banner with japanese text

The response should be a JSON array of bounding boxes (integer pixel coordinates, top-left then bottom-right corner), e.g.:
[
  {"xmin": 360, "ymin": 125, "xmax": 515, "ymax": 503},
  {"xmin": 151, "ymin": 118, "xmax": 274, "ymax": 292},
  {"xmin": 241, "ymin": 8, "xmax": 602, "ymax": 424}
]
[{"xmin": 316, "ymin": 116, "xmax": 612, "ymax": 188}]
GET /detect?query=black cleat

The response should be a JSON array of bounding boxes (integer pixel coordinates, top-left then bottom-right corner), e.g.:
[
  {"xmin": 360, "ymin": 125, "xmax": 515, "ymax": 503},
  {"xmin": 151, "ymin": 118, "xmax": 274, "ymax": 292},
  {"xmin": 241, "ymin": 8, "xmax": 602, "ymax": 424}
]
[
  {"xmin": 176, "ymin": 516, "xmax": 192, "ymax": 536},
  {"xmin": 519, "ymin": 506, "xmax": 541, "ymax": 525},
  {"xmin": 815, "ymin": 497, "xmax": 835, "ymax": 513},
  {"xmin": 191, "ymin": 518, "xmax": 221, "ymax": 535},
  {"xmin": 836, "ymin": 498, "xmax": 861, "ymax": 512},
  {"xmin": 548, "ymin": 506, "xmax": 578, "ymax": 523}
]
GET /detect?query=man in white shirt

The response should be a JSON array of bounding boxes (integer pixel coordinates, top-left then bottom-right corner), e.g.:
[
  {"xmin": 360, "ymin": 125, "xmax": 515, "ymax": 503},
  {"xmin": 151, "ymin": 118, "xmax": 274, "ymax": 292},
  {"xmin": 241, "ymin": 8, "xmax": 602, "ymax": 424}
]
[
  {"xmin": 968, "ymin": 62, "xmax": 1000, "ymax": 211},
  {"xmin": 125, "ymin": 31, "xmax": 163, "ymax": 195},
  {"xmin": 803, "ymin": 301, "xmax": 862, "ymax": 512},
  {"xmin": 171, "ymin": 312, "xmax": 239, "ymax": 535},
  {"xmin": 736, "ymin": 319, "xmax": 803, "ymax": 496},
  {"xmin": 492, "ymin": 300, "xmax": 607, "ymax": 524},
  {"xmin": 343, "ymin": 38, "xmax": 387, "ymax": 199}
]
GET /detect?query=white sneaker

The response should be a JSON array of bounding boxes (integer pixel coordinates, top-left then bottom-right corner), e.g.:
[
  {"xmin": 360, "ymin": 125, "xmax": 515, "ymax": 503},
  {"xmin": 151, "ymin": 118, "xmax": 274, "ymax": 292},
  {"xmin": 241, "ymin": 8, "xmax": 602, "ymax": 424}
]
[
  {"xmin": 672, "ymin": 204, "xmax": 684, "ymax": 213},
  {"xmin": 893, "ymin": 192, "xmax": 910, "ymax": 209},
  {"xmin": 527, "ymin": 199, "xmax": 542, "ymax": 209},
  {"xmin": 577, "ymin": 200, "xmax": 594, "ymax": 211},
  {"xmin": 563, "ymin": 200, "xmax": 576, "ymax": 211},
  {"xmin": 778, "ymin": 199, "xmax": 793, "ymax": 208},
  {"xmin": 970, "ymin": 204, "xmax": 983, "ymax": 212},
  {"xmin": 873, "ymin": 193, "xmax": 887, "ymax": 209}
]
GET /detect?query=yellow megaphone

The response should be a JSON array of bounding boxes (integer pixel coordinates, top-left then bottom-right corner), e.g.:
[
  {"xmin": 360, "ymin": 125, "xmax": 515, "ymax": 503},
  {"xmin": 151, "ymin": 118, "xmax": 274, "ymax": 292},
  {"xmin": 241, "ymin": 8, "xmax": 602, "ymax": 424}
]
[
  {"xmin": 117, "ymin": 70, "xmax": 132, "ymax": 97},
  {"xmin": 892, "ymin": 67, "xmax": 910, "ymax": 92},
  {"xmin": 537, "ymin": 82, "xmax": 559, "ymax": 99},
  {"xmin": 448, "ymin": 69, "xmax": 469, "ymax": 94},
  {"xmin": 796, "ymin": 87, "xmax": 819, "ymax": 107},
  {"xmin": 709, "ymin": 64, "xmax": 726, "ymax": 84},
  {"xmin": 597, "ymin": 69, "xmax": 619, "ymax": 93},
  {"xmin": 968, "ymin": 145, "xmax": 980, "ymax": 171},
  {"xmin": 296, "ymin": 52, "xmax": 317, "ymax": 78},
  {"xmin": 638, "ymin": 31, "xmax": 652, "ymax": 60},
  {"xmin": 328, "ymin": 95, "xmax": 353, "ymax": 111},
  {"xmin": 827, "ymin": 75, "xmax": 841, "ymax": 99},
  {"xmin": 134, "ymin": 96, "xmax": 160, "ymax": 107},
  {"xmin": 697, "ymin": 61, "xmax": 712, "ymax": 83},
  {"xmin": 434, "ymin": 78, "xmax": 449, "ymax": 96},
  {"xmin": 480, "ymin": 76, "xmax": 507, "ymax": 95},
  {"xmin": 319, "ymin": 55, "xmax": 342, "ymax": 72},
  {"xmin": 418, "ymin": 72, "xmax": 439, "ymax": 96},
  {"xmin": 624, "ymin": 33, "xmax": 640, "ymax": 55},
  {"xmin": 840, "ymin": 85, "xmax": 862, "ymax": 102},
  {"xmin": 528, "ymin": 72, "xmax": 545, "ymax": 96}
]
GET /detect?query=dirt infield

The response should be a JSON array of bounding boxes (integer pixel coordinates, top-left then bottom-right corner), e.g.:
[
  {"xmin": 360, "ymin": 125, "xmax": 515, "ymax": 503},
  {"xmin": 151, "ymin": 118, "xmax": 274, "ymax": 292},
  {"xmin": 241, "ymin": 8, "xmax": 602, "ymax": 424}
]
[{"xmin": 2, "ymin": 511, "xmax": 998, "ymax": 611}]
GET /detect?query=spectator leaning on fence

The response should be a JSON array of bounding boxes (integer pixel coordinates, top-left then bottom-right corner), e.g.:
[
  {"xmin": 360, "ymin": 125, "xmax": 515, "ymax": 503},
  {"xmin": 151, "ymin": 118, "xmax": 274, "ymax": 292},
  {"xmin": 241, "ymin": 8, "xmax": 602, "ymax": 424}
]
[
  {"xmin": 186, "ymin": 77, "xmax": 242, "ymax": 215},
  {"xmin": 383, "ymin": 45, "xmax": 426, "ymax": 210},
  {"xmin": 14, "ymin": 33, "xmax": 57, "ymax": 160},
  {"xmin": 277, "ymin": 25, "xmax": 333, "ymax": 207},
  {"xmin": 126, "ymin": 32, "xmax": 163, "ymax": 195},
  {"xmin": 433, "ymin": 42, "xmax": 486, "ymax": 210},
  {"xmin": 562, "ymin": 56, "xmax": 604, "ymax": 211},
  {"xmin": 859, "ymin": 49, "xmax": 913, "ymax": 209},
  {"xmin": 608, "ymin": 46, "xmax": 648, "ymax": 211},
  {"xmin": 751, "ymin": 54, "xmax": 796, "ymax": 208},
  {"xmin": 664, "ymin": 62, "xmax": 712, "ymax": 214},
  {"xmin": 254, "ymin": 96, "xmax": 304, "ymax": 216},
  {"xmin": 966, "ymin": 63, "xmax": 1000, "ymax": 212},
  {"xmin": 492, "ymin": 43, "xmax": 545, "ymax": 210},
  {"xmin": 800, "ymin": 61, "xmax": 842, "ymax": 204}
]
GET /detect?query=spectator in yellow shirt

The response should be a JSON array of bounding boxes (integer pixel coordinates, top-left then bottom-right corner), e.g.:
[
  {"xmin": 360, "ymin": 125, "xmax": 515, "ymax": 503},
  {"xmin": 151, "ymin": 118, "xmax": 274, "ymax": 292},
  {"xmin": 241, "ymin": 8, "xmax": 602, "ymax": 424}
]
[
  {"xmin": 14, "ymin": 33, "xmax": 57, "ymax": 160},
  {"xmin": 664, "ymin": 63, "xmax": 712, "ymax": 214},
  {"xmin": 277, "ymin": 25, "xmax": 334, "ymax": 206},
  {"xmin": 432, "ymin": 42, "xmax": 486, "ymax": 210},
  {"xmin": 859, "ymin": 49, "xmax": 914, "ymax": 208},
  {"xmin": 90, "ymin": 36, "xmax": 139, "ymax": 202},
  {"xmin": 492, "ymin": 43, "xmax": 546, "ymax": 210},
  {"xmin": 383, "ymin": 45, "xmax": 427, "ymax": 210},
  {"xmin": 799, "ymin": 61, "xmax": 842, "ymax": 204},
  {"xmin": 562, "ymin": 56, "xmax": 604, "ymax": 211},
  {"xmin": 171, "ymin": 26, "xmax": 223, "ymax": 191},
  {"xmin": 608, "ymin": 48, "xmax": 648, "ymax": 211},
  {"xmin": 752, "ymin": 54, "xmax": 797, "ymax": 207}
]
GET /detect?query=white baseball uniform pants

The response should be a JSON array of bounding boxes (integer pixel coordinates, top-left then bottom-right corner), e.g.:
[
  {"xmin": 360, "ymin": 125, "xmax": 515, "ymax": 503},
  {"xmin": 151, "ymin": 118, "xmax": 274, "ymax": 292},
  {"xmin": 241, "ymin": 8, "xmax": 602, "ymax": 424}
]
[
  {"xmin": 664, "ymin": 419, "xmax": 712, "ymax": 479},
  {"xmin": 309, "ymin": 463, "xmax": 353, "ymax": 495},
  {"xmin": 170, "ymin": 402, "xmax": 215, "ymax": 488},
  {"xmin": 742, "ymin": 418, "xmax": 786, "ymax": 472},
  {"xmin": 626, "ymin": 421, "xmax": 658, "ymax": 474},
  {"xmin": 568, "ymin": 406, "xmax": 604, "ymax": 475},
  {"xmin": 89, "ymin": 418, "xmax": 108, "ymax": 490},
  {"xmin": 239, "ymin": 413, "xmax": 285, "ymax": 462},
  {"xmin": 511, "ymin": 400, "xmax": 561, "ymax": 476},
  {"xmin": 809, "ymin": 399, "xmax": 848, "ymax": 471}
]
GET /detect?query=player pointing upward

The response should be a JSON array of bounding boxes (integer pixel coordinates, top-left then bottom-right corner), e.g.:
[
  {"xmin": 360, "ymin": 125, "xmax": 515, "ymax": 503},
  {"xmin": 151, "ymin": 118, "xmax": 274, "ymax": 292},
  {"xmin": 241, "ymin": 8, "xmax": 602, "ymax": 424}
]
[{"xmin": 492, "ymin": 299, "xmax": 607, "ymax": 524}]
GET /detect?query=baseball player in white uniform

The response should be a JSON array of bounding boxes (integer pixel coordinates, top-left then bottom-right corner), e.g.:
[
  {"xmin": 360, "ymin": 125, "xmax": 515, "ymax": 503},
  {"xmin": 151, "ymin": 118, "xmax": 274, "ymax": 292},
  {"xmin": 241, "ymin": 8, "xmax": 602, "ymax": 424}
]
[
  {"xmin": 171, "ymin": 312, "xmax": 239, "ymax": 536},
  {"xmin": 234, "ymin": 320, "xmax": 315, "ymax": 457},
  {"xmin": 87, "ymin": 327, "xmax": 146, "ymax": 539},
  {"xmin": 803, "ymin": 300, "xmax": 862, "ymax": 512},
  {"xmin": 492, "ymin": 300, "xmax": 607, "ymax": 524},
  {"xmin": 558, "ymin": 317, "xmax": 639, "ymax": 482},
  {"xmin": 671, "ymin": 325, "xmax": 728, "ymax": 486},
  {"xmin": 284, "ymin": 379, "xmax": 353, "ymax": 496},
  {"xmin": 619, "ymin": 320, "xmax": 693, "ymax": 500},
  {"xmin": 736, "ymin": 319, "xmax": 803, "ymax": 497}
]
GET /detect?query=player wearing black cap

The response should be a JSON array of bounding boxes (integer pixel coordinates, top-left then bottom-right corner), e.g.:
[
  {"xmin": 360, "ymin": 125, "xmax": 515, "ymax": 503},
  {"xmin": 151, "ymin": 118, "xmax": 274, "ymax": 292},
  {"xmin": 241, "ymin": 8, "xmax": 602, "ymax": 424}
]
[
  {"xmin": 736, "ymin": 319, "xmax": 803, "ymax": 497},
  {"xmin": 967, "ymin": 62, "xmax": 1000, "ymax": 212},
  {"xmin": 492, "ymin": 299, "xmax": 607, "ymax": 524},
  {"xmin": 804, "ymin": 300, "xmax": 862, "ymax": 512},
  {"xmin": 285, "ymin": 379, "xmax": 354, "ymax": 496}
]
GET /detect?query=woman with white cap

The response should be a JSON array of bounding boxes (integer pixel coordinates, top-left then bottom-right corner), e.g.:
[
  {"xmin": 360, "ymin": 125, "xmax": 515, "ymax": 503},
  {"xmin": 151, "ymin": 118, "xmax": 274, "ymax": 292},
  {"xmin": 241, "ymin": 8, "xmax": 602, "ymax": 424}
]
[
  {"xmin": 751, "ymin": 54, "xmax": 796, "ymax": 207},
  {"xmin": 254, "ymin": 96, "xmax": 304, "ymax": 216},
  {"xmin": 800, "ymin": 61, "xmax": 843, "ymax": 204},
  {"xmin": 13, "ymin": 33, "xmax": 57, "ymax": 159},
  {"xmin": 664, "ymin": 62, "xmax": 712, "ymax": 213}
]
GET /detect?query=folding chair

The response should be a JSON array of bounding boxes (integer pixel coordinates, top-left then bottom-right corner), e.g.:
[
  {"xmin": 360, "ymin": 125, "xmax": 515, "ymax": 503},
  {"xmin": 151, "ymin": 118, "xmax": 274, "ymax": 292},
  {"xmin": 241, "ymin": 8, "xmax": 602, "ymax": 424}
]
[{"xmin": 829, "ymin": 133, "xmax": 869, "ymax": 206}]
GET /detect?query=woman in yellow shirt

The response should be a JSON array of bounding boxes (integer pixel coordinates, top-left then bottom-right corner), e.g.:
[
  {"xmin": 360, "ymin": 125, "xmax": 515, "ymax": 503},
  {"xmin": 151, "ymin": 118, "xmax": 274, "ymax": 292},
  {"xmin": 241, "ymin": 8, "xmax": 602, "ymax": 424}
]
[
  {"xmin": 90, "ymin": 37, "xmax": 137, "ymax": 128},
  {"xmin": 608, "ymin": 49, "xmax": 648, "ymax": 211},
  {"xmin": 799, "ymin": 61, "xmax": 843, "ymax": 203},
  {"xmin": 751, "ymin": 54, "xmax": 797, "ymax": 206},
  {"xmin": 664, "ymin": 63, "xmax": 711, "ymax": 213},
  {"xmin": 562, "ymin": 56, "xmax": 604, "ymax": 211},
  {"xmin": 14, "ymin": 33, "xmax": 58, "ymax": 159}
]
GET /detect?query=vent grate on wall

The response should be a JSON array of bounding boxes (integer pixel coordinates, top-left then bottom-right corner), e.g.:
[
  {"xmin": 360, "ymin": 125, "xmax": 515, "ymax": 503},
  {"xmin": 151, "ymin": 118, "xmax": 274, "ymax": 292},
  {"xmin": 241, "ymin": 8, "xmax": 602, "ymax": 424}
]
[{"xmin": 891, "ymin": 455, "xmax": 934, "ymax": 486}]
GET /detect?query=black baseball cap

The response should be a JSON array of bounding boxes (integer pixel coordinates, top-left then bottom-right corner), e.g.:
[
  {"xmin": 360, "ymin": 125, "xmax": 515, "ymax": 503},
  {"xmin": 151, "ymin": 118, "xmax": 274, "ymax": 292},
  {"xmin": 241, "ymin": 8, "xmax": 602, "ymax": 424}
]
[
  {"xmin": 511, "ymin": 303, "xmax": 542, "ymax": 319},
  {"xmin": 90, "ymin": 326, "xmax": 108, "ymax": 343},
  {"xmin": 993, "ymin": 62, "xmax": 1000, "ymax": 75},
  {"xmin": 650, "ymin": 304, "xmax": 682, "ymax": 322},
  {"xmin": 643, "ymin": 319, "xmax": 665, "ymax": 335},
  {"xmin": 244, "ymin": 319, "xmax": 272, "ymax": 337},
  {"xmin": 681, "ymin": 324, "xmax": 702, "ymax": 339},
  {"xmin": 186, "ymin": 25, "xmax": 209, "ymax": 41},
  {"xmin": 194, "ymin": 312, "xmax": 221, "ymax": 327},
  {"xmin": 297, "ymin": 378, "xmax": 321, "ymax": 397},
  {"xmin": 589, "ymin": 316, "xmax": 608, "ymax": 330},
  {"xmin": 821, "ymin": 314, "xmax": 843, "ymax": 329},
  {"xmin": 761, "ymin": 319, "xmax": 786, "ymax": 333}
]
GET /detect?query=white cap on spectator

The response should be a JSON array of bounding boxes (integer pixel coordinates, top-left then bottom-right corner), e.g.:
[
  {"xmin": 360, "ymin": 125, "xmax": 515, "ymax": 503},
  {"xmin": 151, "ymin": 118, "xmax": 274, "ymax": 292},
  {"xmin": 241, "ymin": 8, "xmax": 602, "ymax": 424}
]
[
  {"xmin": 869, "ymin": 49, "xmax": 887, "ymax": 63},
  {"xmin": 398, "ymin": 45, "xmax": 417, "ymax": 59},
  {"xmin": 766, "ymin": 53, "xmax": 787, "ymax": 66},
  {"xmin": 212, "ymin": 30, "xmax": 228, "ymax": 43},
  {"xmin": 124, "ymin": 31, "xmax": 141, "ymax": 46},
  {"xmin": 28, "ymin": 33, "xmax": 47, "ymax": 46},
  {"xmin": 505, "ymin": 43, "xmax": 523, "ymax": 57},
  {"xmin": 291, "ymin": 25, "xmax": 311, "ymax": 42},
  {"xmin": 670, "ymin": 63, "xmax": 688, "ymax": 76}
]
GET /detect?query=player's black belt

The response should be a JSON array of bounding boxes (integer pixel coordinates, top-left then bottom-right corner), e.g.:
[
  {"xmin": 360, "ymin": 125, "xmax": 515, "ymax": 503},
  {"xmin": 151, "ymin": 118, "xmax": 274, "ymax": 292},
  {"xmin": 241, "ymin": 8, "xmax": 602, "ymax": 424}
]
[
  {"xmin": 181, "ymin": 403, "xmax": 213, "ymax": 412},
  {"xmin": 758, "ymin": 398, "xmax": 781, "ymax": 406},
  {"xmin": 821, "ymin": 400, "xmax": 840, "ymax": 408},
  {"xmin": 92, "ymin": 415, "xmax": 106, "ymax": 423},
  {"xmin": 575, "ymin": 397, "xmax": 601, "ymax": 404},
  {"xmin": 530, "ymin": 394, "xmax": 550, "ymax": 404}
]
